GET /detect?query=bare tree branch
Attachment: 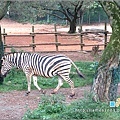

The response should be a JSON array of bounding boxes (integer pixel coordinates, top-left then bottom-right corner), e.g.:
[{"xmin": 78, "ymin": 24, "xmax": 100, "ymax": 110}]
[
  {"xmin": 76, "ymin": 1, "xmax": 84, "ymax": 13},
  {"xmin": 66, "ymin": 8, "xmax": 74, "ymax": 17},
  {"xmin": 51, "ymin": 14, "xmax": 66, "ymax": 20},
  {"xmin": 113, "ymin": 0, "xmax": 120, "ymax": 9},
  {"xmin": 59, "ymin": 2, "xmax": 71, "ymax": 22},
  {"xmin": 0, "ymin": 1, "xmax": 12, "ymax": 20},
  {"xmin": 43, "ymin": 7, "xmax": 65, "ymax": 15}
]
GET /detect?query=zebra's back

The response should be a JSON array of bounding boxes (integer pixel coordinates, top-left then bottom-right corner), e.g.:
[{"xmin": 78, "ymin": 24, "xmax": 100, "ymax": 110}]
[
  {"xmin": 29, "ymin": 53, "xmax": 72, "ymax": 78},
  {"xmin": 3, "ymin": 52, "xmax": 72, "ymax": 78}
]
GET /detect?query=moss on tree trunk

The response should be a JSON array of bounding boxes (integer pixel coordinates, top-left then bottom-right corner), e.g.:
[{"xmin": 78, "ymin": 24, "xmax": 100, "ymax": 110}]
[{"xmin": 92, "ymin": 1, "xmax": 120, "ymax": 102}]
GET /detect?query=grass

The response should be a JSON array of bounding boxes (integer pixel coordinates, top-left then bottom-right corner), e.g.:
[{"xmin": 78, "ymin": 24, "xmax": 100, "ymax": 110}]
[
  {"xmin": 0, "ymin": 61, "xmax": 96, "ymax": 92},
  {"xmin": 22, "ymin": 93, "xmax": 120, "ymax": 120}
]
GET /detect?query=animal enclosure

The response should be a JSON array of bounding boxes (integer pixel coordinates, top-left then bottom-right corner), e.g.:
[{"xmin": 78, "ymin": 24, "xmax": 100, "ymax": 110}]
[{"xmin": 1, "ymin": 23, "xmax": 111, "ymax": 53}]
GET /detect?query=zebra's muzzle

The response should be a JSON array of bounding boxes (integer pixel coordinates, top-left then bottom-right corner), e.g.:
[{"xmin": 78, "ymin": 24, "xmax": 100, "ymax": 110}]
[
  {"xmin": 0, "ymin": 73, "xmax": 6, "ymax": 78},
  {"xmin": 1, "ymin": 70, "xmax": 10, "ymax": 78}
]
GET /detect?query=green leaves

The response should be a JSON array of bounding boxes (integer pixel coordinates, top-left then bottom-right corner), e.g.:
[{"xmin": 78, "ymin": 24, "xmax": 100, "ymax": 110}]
[
  {"xmin": 23, "ymin": 93, "xmax": 120, "ymax": 120},
  {"xmin": 22, "ymin": 94, "xmax": 66, "ymax": 120}
]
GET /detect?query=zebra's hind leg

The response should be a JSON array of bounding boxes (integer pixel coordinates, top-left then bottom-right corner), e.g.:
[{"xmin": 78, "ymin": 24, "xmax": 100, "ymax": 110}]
[
  {"xmin": 51, "ymin": 76, "xmax": 63, "ymax": 94},
  {"xmin": 33, "ymin": 76, "xmax": 46, "ymax": 94},
  {"xmin": 61, "ymin": 75, "xmax": 75, "ymax": 97}
]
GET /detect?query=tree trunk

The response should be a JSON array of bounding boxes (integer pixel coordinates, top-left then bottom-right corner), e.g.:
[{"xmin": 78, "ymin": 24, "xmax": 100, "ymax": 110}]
[
  {"xmin": 92, "ymin": 56, "xmax": 120, "ymax": 102},
  {"xmin": 91, "ymin": 1, "xmax": 120, "ymax": 102},
  {"xmin": 0, "ymin": 1, "xmax": 11, "ymax": 84},
  {"xmin": 68, "ymin": 20, "xmax": 76, "ymax": 33},
  {"xmin": 0, "ymin": 26, "xmax": 4, "ymax": 84}
]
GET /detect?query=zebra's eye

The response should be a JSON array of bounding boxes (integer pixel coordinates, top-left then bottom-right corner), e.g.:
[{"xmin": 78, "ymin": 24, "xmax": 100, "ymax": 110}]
[{"xmin": 1, "ymin": 57, "xmax": 5, "ymax": 64}]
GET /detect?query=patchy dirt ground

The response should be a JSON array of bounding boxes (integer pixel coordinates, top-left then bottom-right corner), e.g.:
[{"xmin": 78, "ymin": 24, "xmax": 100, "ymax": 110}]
[
  {"xmin": 0, "ymin": 18, "xmax": 112, "ymax": 120},
  {"xmin": 0, "ymin": 86, "xmax": 91, "ymax": 120}
]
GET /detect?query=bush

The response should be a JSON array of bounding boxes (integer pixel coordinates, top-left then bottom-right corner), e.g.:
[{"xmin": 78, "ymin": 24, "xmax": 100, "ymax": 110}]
[
  {"xmin": 59, "ymin": 93, "xmax": 108, "ymax": 119},
  {"xmin": 22, "ymin": 94, "xmax": 66, "ymax": 120},
  {"xmin": 23, "ymin": 93, "xmax": 120, "ymax": 120}
]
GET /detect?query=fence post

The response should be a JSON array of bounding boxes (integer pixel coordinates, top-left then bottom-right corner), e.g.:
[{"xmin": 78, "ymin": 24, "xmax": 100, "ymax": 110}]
[
  {"xmin": 3, "ymin": 28, "xmax": 6, "ymax": 52},
  {"xmin": 78, "ymin": 25, "xmax": 83, "ymax": 51},
  {"xmin": 31, "ymin": 26, "xmax": 35, "ymax": 52},
  {"xmin": 54, "ymin": 24, "xmax": 58, "ymax": 52},
  {"xmin": 104, "ymin": 22, "xmax": 107, "ymax": 49},
  {"xmin": 80, "ymin": 33, "xmax": 83, "ymax": 51}
]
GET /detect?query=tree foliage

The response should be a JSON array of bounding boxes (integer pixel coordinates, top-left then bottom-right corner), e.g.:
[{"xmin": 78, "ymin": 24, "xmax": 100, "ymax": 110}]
[
  {"xmin": 7, "ymin": 1, "xmax": 107, "ymax": 33},
  {"xmin": 8, "ymin": 1, "xmax": 45, "ymax": 23},
  {"xmin": 0, "ymin": 1, "xmax": 11, "ymax": 19},
  {"xmin": 6, "ymin": 1, "xmax": 108, "ymax": 25},
  {"xmin": 84, "ymin": 1, "xmax": 108, "ymax": 23}
]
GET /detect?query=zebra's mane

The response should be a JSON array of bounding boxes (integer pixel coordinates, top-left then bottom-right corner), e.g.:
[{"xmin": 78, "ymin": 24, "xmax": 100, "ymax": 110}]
[
  {"xmin": 3, "ymin": 52, "xmax": 66, "ymax": 59},
  {"xmin": 3, "ymin": 52, "xmax": 31, "ymax": 59},
  {"xmin": 4, "ymin": 52, "xmax": 31, "ymax": 56}
]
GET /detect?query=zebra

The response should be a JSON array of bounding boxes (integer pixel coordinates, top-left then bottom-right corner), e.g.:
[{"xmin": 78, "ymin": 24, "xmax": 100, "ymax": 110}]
[{"xmin": 1, "ymin": 52, "xmax": 85, "ymax": 97}]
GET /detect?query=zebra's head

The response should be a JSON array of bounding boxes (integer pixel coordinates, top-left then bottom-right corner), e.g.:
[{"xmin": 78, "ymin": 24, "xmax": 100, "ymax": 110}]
[{"xmin": 1, "ymin": 56, "xmax": 13, "ymax": 77}]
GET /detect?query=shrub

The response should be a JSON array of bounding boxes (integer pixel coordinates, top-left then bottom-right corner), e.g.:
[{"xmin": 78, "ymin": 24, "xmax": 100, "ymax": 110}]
[
  {"xmin": 23, "ymin": 93, "xmax": 120, "ymax": 120},
  {"xmin": 22, "ymin": 94, "xmax": 66, "ymax": 120},
  {"xmin": 59, "ymin": 94, "xmax": 108, "ymax": 119}
]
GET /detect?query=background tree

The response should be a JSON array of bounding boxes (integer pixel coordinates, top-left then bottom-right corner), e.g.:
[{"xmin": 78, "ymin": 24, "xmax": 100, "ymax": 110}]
[
  {"xmin": 57, "ymin": 1, "xmax": 84, "ymax": 33},
  {"xmin": 41, "ymin": 0, "xmax": 92, "ymax": 33},
  {"xmin": 8, "ymin": 1, "xmax": 45, "ymax": 23},
  {"xmin": 84, "ymin": 1, "xmax": 108, "ymax": 24},
  {"xmin": 92, "ymin": 1, "xmax": 120, "ymax": 102},
  {"xmin": 7, "ymin": 1, "xmax": 108, "ymax": 25},
  {"xmin": 0, "ymin": 1, "xmax": 11, "ymax": 84}
]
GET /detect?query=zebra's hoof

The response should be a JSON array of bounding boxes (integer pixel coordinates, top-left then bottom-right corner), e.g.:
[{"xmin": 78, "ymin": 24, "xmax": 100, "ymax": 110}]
[
  {"xmin": 40, "ymin": 90, "xmax": 46, "ymax": 94},
  {"xmin": 69, "ymin": 93, "xmax": 75, "ymax": 98},
  {"xmin": 25, "ymin": 91, "xmax": 30, "ymax": 96},
  {"xmin": 51, "ymin": 91, "xmax": 56, "ymax": 94}
]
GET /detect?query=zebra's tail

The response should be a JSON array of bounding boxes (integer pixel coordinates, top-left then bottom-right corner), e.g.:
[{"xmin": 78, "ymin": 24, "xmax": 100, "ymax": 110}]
[{"xmin": 71, "ymin": 60, "xmax": 85, "ymax": 79}]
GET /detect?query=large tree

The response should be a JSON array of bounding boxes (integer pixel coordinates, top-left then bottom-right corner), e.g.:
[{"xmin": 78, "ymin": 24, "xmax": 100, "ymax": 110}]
[
  {"xmin": 0, "ymin": 1, "xmax": 11, "ymax": 84},
  {"xmin": 92, "ymin": 1, "xmax": 120, "ymax": 102},
  {"xmin": 57, "ymin": 1, "xmax": 84, "ymax": 33},
  {"xmin": 41, "ymin": 0, "xmax": 92, "ymax": 33}
]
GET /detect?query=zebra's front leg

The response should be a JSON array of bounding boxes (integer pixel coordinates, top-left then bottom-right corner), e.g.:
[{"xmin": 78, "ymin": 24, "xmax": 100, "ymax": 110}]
[
  {"xmin": 25, "ymin": 74, "xmax": 32, "ymax": 96},
  {"xmin": 33, "ymin": 76, "xmax": 46, "ymax": 94}
]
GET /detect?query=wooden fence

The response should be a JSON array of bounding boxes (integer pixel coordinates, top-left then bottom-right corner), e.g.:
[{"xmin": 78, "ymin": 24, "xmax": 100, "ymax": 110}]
[{"xmin": 1, "ymin": 23, "xmax": 111, "ymax": 53}]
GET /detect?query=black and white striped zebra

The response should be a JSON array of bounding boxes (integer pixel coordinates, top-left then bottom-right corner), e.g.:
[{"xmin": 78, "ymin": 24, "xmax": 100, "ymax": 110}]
[{"xmin": 1, "ymin": 52, "xmax": 85, "ymax": 97}]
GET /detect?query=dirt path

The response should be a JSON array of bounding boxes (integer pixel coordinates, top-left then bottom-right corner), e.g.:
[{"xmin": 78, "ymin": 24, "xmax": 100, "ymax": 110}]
[{"xmin": 0, "ymin": 86, "xmax": 91, "ymax": 120}]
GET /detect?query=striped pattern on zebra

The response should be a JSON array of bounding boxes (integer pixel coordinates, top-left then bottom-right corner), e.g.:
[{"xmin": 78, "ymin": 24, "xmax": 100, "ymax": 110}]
[{"xmin": 1, "ymin": 52, "xmax": 85, "ymax": 97}]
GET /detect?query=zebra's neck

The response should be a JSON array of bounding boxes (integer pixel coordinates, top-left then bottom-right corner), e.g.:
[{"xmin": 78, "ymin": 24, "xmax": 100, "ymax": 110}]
[{"xmin": 7, "ymin": 52, "xmax": 24, "ymax": 68}]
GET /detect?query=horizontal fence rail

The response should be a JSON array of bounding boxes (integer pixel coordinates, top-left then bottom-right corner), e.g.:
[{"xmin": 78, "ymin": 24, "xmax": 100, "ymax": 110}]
[{"xmin": 1, "ymin": 23, "xmax": 112, "ymax": 53}]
